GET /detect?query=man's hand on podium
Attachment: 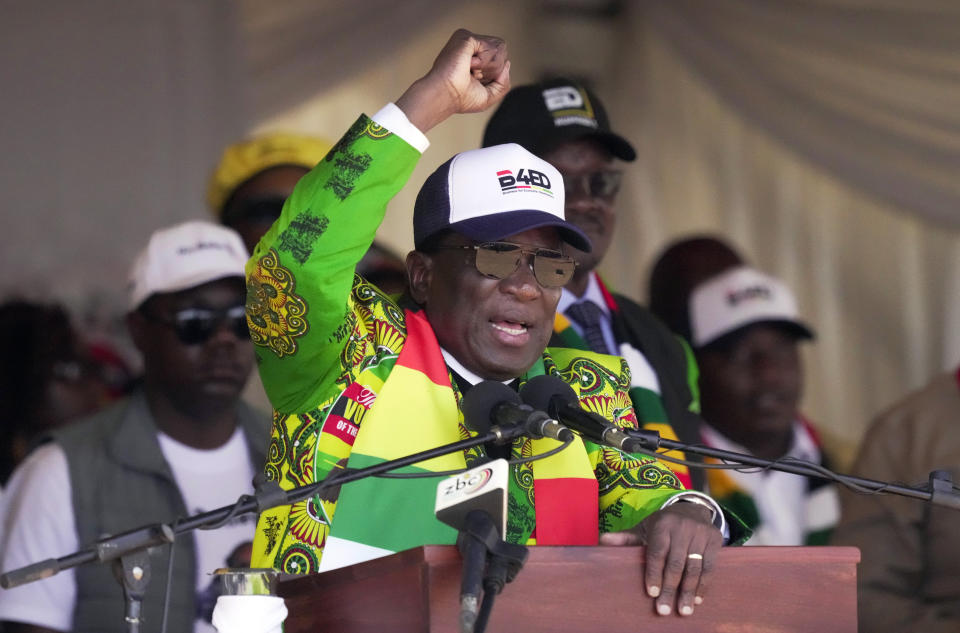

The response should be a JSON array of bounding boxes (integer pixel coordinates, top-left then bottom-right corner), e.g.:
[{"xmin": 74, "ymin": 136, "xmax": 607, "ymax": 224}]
[{"xmin": 600, "ymin": 502, "xmax": 722, "ymax": 617}]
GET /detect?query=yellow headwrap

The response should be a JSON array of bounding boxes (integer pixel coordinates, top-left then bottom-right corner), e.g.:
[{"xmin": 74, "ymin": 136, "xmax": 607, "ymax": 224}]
[{"xmin": 206, "ymin": 133, "xmax": 332, "ymax": 218}]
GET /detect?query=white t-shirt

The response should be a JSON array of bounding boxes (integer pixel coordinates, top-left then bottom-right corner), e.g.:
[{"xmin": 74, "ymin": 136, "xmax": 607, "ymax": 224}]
[
  {"xmin": 700, "ymin": 421, "xmax": 839, "ymax": 545},
  {"xmin": 0, "ymin": 428, "xmax": 258, "ymax": 633}
]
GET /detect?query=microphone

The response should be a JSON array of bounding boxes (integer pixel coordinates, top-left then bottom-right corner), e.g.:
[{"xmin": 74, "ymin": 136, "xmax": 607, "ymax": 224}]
[
  {"xmin": 462, "ymin": 380, "xmax": 573, "ymax": 443},
  {"xmin": 451, "ymin": 381, "xmax": 574, "ymax": 632},
  {"xmin": 435, "ymin": 460, "xmax": 509, "ymax": 633},
  {"xmin": 519, "ymin": 375, "xmax": 655, "ymax": 453}
]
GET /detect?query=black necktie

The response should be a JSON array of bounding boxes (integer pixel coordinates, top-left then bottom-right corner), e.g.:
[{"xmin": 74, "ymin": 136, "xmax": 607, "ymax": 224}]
[
  {"xmin": 565, "ymin": 301, "xmax": 610, "ymax": 355},
  {"xmin": 449, "ymin": 369, "xmax": 519, "ymax": 462}
]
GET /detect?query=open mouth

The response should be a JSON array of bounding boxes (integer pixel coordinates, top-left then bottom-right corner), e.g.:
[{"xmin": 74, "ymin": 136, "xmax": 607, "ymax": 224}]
[
  {"xmin": 491, "ymin": 319, "xmax": 529, "ymax": 337},
  {"xmin": 203, "ymin": 362, "xmax": 245, "ymax": 381},
  {"xmin": 754, "ymin": 392, "xmax": 791, "ymax": 409}
]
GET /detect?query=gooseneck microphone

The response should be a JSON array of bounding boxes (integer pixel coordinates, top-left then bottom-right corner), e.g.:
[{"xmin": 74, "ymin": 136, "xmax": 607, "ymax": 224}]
[
  {"xmin": 519, "ymin": 375, "xmax": 652, "ymax": 453},
  {"xmin": 453, "ymin": 380, "xmax": 573, "ymax": 633},
  {"xmin": 435, "ymin": 459, "xmax": 510, "ymax": 633},
  {"xmin": 462, "ymin": 380, "xmax": 573, "ymax": 443}
]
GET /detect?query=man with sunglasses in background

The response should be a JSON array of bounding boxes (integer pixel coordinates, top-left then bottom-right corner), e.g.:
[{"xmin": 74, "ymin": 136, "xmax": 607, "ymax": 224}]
[
  {"xmin": 207, "ymin": 132, "xmax": 331, "ymax": 255},
  {"xmin": 207, "ymin": 132, "xmax": 409, "ymax": 419},
  {"xmin": 482, "ymin": 80, "xmax": 708, "ymax": 491},
  {"xmin": 0, "ymin": 221, "xmax": 270, "ymax": 633},
  {"xmin": 249, "ymin": 29, "xmax": 729, "ymax": 621}
]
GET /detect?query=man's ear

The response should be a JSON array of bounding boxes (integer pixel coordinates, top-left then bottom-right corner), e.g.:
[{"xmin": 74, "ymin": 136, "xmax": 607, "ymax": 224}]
[
  {"xmin": 405, "ymin": 250, "xmax": 434, "ymax": 305},
  {"xmin": 126, "ymin": 311, "xmax": 149, "ymax": 355}
]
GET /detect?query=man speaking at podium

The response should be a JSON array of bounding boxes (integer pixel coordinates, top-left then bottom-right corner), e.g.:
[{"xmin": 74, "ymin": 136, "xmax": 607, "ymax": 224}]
[{"xmin": 248, "ymin": 29, "xmax": 728, "ymax": 618}]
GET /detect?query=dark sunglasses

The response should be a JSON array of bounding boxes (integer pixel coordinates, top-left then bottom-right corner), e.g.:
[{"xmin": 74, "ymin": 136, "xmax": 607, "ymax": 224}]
[
  {"xmin": 222, "ymin": 194, "xmax": 286, "ymax": 225},
  {"xmin": 435, "ymin": 241, "xmax": 577, "ymax": 288},
  {"xmin": 562, "ymin": 169, "xmax": 623, "ymax": 199},
  {"xmin": 143, "ymin": 305, "xmax": 249, "ymax": 345}
]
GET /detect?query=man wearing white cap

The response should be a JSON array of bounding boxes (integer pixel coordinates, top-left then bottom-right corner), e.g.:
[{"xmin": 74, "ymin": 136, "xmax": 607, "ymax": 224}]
[
  {"xmin": 688, "ymin": 266, "xmax": 839, "ymax": 546},
  {"xmin": 0, "ymin": 221, "xmax": 270, "ymax": 633},
  {"xmin": 248, "ymin": 29, "xmax": 734, "ymax": 620}
]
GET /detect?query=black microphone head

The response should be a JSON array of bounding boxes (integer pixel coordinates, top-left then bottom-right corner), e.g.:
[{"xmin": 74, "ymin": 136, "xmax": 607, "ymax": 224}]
[
  {"xmin": 519, "ymin": 374, "xmax": 578, "ymax": 415},
  {"xmin": 462, "ymin": 381, "xmax": 522, "ymax": 434}
]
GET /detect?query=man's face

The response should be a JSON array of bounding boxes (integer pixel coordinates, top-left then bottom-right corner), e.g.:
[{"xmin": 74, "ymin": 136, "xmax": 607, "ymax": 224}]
[
  {"xmin": 129, "ymin": 277, "xmax": 253, "ymax": 417},
  {"xmin": 407, "ymin": 228, "xmax": 564, "ymax": 381},
  {"xmin": 540, "ymin": 138, "xmax": 618, "ymax": 274},
  {"xmin": 696, "ymin": 324, "xmax": 803, "ymax": 458},
  {"xmin": 225, "ymin": 165, "xmax": 311, "ymax": 253}
]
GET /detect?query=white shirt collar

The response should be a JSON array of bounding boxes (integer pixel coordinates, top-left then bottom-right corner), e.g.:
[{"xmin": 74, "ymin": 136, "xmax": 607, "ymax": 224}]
[
  {"xmin": 558, "ymin": 271, "xmax": 610, "ymax": 317},
  {"xmin": 700, "ymin": 420, "xmax": 821, "ymax": 464},
  {"xmin": 439, "ymin": 347, "xmax": 514, "ymax": 387}
]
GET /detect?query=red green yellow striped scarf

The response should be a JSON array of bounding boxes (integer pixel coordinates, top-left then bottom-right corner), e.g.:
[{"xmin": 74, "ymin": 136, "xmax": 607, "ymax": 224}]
[{"xmin": 313, "ymin": 310, "xmax": 599, "ymax": 570}]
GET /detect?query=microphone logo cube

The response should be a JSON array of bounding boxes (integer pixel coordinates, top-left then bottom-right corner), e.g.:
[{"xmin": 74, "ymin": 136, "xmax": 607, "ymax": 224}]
[{"xmin": 435, "ymin": 458, "xmax": 509, "ymax": 536}]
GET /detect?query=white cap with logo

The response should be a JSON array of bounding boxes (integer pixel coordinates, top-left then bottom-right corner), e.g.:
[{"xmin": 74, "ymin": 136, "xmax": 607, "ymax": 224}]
[
  {"xmin": 689, "ymin": 266, "xmax": 815, "ymax": 348},
  {"xmin": 413, "ymin": 143, "xmax": 591, "ymax": 252},
  {"xmin": 128, "ymin": 220, "xmax": 249, "ymax": 310}
]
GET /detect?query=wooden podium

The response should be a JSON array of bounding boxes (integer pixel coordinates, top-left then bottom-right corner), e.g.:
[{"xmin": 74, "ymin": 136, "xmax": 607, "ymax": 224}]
[{"xmin": 278, "ymin": 545, "xmax": 859, "ymax": 632}]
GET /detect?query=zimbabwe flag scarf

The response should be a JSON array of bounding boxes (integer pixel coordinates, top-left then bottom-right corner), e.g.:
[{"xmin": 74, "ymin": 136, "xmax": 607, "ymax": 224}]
[{"xmin": 314, "ymin": 309, "xmax": 600, "ymax": 571}]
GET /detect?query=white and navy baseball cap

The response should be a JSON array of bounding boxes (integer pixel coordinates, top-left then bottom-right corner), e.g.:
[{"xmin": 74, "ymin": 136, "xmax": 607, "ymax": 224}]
[
  {"xmin": 689, "ymin": 266, "xmax": 815, "ymax": 348},
  {"xmin": 413, "ymin": 143, "xmax": 592, "ymax": 252},
  {"xmin": 128, "ymin": 220, "xmax": 249, "ymax": 310}
]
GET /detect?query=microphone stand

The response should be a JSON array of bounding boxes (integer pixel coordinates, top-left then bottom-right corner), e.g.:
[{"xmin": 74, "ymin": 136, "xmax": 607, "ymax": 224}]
[
  {"xmin": 521, "ymin": 374, "xmax": 960, "ymax": 511},
  {"xmin": 455, "ymin": 509, "xmax": 528, "ymax": 633},
  {"xmin": 626, "ymin": 429, "xmax": 960, "ymax": 511},
  {"xmin": 0, "ymin": 420, "xmax": 535, "ymax": 633}
]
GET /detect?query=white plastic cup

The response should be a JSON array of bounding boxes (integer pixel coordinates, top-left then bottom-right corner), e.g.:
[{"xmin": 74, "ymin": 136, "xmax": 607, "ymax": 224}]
[{"xmin": 211, "ymin": 595, "xmax": 288, "ymax": 633}]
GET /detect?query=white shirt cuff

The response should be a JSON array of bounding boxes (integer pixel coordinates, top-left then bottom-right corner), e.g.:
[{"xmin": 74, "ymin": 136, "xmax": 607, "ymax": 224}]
[
  {"xmin": 660, "ymin": 490, "xmax": 729, "ymax": 542},
  {"xmin": 371, "ymin": 103, "xmax": 430, "ymax": 153}
]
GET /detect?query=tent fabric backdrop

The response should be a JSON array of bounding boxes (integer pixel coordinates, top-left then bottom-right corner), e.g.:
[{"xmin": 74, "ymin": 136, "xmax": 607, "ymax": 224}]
[
  {"xmin": 238, "ymin": 0, "xmax": 461, "ymax": 122},
  {"xmin": 605, "ymin": 0, "xmax": 960, "ymax": 462},
  {"xmin": 644, "ymin": 0, "xmax": 960, "ymax": 230}
]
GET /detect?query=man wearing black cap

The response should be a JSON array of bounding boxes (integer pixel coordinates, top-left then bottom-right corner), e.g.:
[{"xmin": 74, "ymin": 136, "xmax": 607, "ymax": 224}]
[
  {"xmin": 483, "ymin": 79, "xmax": 706, "ymax": 490},
  {"xmin": 247, "ymin": 29, "xmax": 728, "ymax": 619}
]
